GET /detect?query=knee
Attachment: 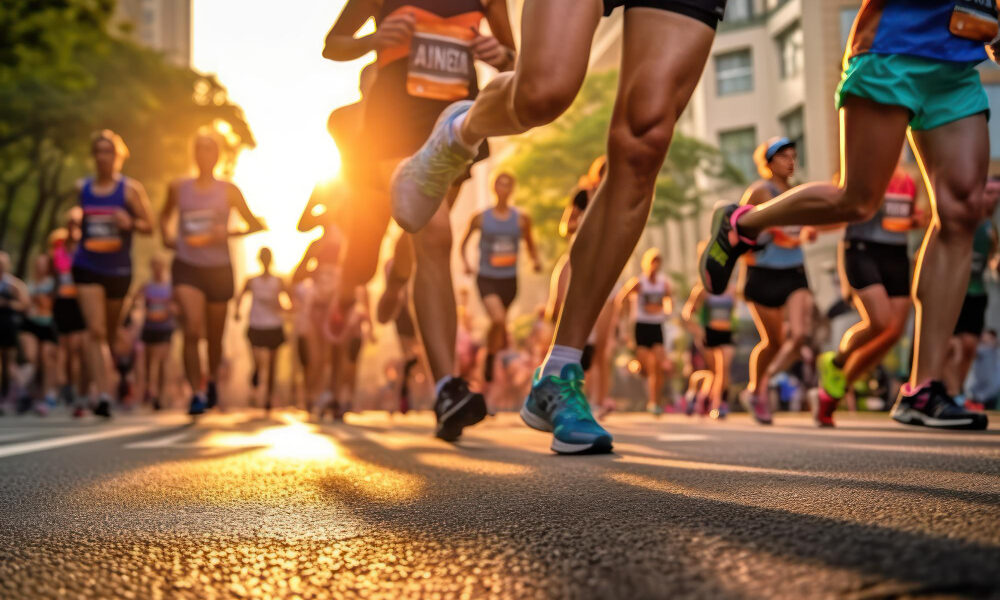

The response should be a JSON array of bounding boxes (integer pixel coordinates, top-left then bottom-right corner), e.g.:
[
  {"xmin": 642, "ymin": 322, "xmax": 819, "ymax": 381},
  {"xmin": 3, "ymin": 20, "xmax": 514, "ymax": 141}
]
[
  {"xmin": 85, "ymin": 324, "xmax": 107, "ymax": 344},
  {"xmin": 937, "ymin": 184, "xmax": 986, "ymax": 239},
  {"xmin": 839, "ymin": 182, "xmax": 886, "ymax": 223},
  {"xmin": 182, "ymin": 328, "xmax": 201, "ymax": 344},
  {"xmin": 415, "ymin": 212, "xmax": 452, "ymax": 256},
  {"xmin": 607, "ymin": 119, "xmax": 674, "ymax": 196},
  {"xmin": 489, "ymin": 315, "xmax": 505, "ymax": 330},
  {"xmin": 513, "ymin": 76, "xmax": 578, "ymax": 128}
]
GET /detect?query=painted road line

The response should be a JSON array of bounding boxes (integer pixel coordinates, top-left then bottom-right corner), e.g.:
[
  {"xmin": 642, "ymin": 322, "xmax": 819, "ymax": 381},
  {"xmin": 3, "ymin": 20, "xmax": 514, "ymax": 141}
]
[{"xmin": 0, "ymin": 425, "xmax": 163, "ymax": 459}]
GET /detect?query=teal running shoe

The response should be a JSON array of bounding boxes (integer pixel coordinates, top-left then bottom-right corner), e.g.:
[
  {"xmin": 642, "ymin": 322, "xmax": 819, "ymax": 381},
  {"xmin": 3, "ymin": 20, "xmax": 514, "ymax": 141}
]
[{"xmin": 521, "ymin": 364, "xmax": 613, "ymax": 455}]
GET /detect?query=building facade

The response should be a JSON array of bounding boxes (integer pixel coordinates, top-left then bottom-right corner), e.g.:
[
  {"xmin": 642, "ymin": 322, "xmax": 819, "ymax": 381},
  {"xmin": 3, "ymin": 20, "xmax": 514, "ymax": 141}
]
[{"xmin": 114, "ymin": 0, "xmax": 192, "ymax": 67}]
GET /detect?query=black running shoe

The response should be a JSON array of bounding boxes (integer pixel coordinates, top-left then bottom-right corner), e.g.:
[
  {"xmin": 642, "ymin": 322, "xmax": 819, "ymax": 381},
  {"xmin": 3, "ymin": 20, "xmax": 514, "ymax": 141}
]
[
  {"xmin": 699, "ymin": 204, "xmax": 756, "ymax": 294},
  {"xmin": 434, "ymin": 377, "xmax": 486, "ymax": 442},
  {"xmin": 891, "ymin": 381, "xmax": 988, "ymax": 430},
  {"xmin": 93, "ymin": 397, "xmax": 112, "ymax": 419},
  {"xmin": 206, "ymin": 381, "xmax": 218, "ymax": 410}
]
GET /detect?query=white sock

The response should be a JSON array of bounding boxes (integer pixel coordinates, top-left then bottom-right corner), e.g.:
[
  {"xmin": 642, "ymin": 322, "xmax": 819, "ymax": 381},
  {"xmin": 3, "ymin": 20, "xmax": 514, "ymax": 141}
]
[
  {"xmin": 540, "ymin": 345, "xmax": 583, "ymax": 379},
  {"xmin": 450, "ymin": 113, "xmax": 480, "ymax": 152},
  {"xmin": 434, "ymin": 375, "xmax": 454, "ymax": 398}
]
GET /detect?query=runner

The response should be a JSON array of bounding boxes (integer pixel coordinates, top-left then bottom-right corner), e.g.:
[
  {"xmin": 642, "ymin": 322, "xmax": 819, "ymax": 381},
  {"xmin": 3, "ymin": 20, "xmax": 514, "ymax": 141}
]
[
  {"xmin": 945, "ymin": 175, "xmax": 1000, "ymax": 399},
  {"xmin": 681, "ymin": 275, "xmax": 736, "ymax": 420},
  {"xmin": 290, "ymin": 276, "xmax": 316, "ymax": 410},
  {"xmin": 0, "ymin": 252, "xmax": 29, "ymax": 414},
  {"xmin": 235, "ymin": 247, "xmax": 289, "ymax": 413},
  {"xmin": 376, "ymin": 253, "xmax": 422, "ymax": 414},
  {"xmin": 616, "ymin": 249, "xmax": 672, "ymax": 415},
  {"xmin": 72, "ymin": 129, "xmax": 153, "ymax": 418},
  {"xmin": 460, "ymin": 172, "xmax": 541, "ymax": 387},
  {"xmin": 325, "ymin": 285, "xmax": 376, "ymax": 415},
  {"xmin": 19, "ymin": 254, "xmax": 60, "ymax": 414},
  {"xmin": 49, "ymin": 217, "xmax": 88, "ymax": 413},
  {"xmin": 392, "ymin": 0, "xmax": 726, "ymax": 452},
  {"xmin": 160, "ymin": 132, "xmax": 265, "ymax": 415},
  {"xmin": 699, "ymin": 2, "xmax": 994, "ymax": 430},
  {"xmin": 737, "ymin": 138, "xmax": 816, "ymax": 426},
  {"xmin": 323, "ymin": 0, "xmax": 516, "ymax": 441},
  {"xmin": 137, "ymin": 255, "xmax": 176, "ymax": 411},
  {"xmin": 816, "ymin": 162, "xmax": 921, "ymax": 427}
]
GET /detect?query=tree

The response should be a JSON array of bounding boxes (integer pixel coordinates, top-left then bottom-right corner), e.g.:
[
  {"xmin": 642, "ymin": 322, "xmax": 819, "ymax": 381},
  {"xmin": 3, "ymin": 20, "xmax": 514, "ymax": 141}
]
[{"xmin": 0, "ymin": 0, "xmax": 254, "ymax": 274}]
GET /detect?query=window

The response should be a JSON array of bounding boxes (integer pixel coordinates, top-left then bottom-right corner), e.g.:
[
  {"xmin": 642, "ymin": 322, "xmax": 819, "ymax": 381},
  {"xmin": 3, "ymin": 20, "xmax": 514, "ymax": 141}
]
[
  {"xmin": 725, "ymin": 0, "xmax": 755, "ymax": 22},
  {"xmin": 840, "ymin": 8, "xmax": 859, "ymax": 52},
  {"xmin": 775, "ymin": 23, "xmax": 803, "ymax": 79},
  {"xmin": 780, "ymin": 107, "xmax": 806, "ymax": 171},
  {"xmin": 987, "ymin": 84, "xmax": 1000, "ymax": 159},
  {"xmin": 715, "ymin": 49, "xmax": 753, "ymax": 96},
  {"xmin": 719, "ymin": 127, "xmax": 758, "ymax": 183}
]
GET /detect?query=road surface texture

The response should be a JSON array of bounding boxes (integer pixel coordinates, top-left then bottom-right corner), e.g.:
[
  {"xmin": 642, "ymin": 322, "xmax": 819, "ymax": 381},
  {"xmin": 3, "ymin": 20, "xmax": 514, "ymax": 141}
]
[{"xmin": 0, "ymin": 410, "xmax": 998, "ymax": 599}]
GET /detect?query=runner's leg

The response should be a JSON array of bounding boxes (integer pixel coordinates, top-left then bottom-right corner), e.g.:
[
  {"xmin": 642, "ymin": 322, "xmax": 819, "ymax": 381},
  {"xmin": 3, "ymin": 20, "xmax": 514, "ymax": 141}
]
[
  {"xmin": 75, "ymin": 284, "xmax": 112, "ymax": 401},
  {"xmin": 205, "ymin": 301, "xmax": 228, "ymax": 391},
  {"xmin": 175, "ymin": 285, "xmax": 206, "ymax": 392},
  {"xmin": 842, "ymin": 296, "xmax": 909, "ymax": 384},
  {"xmin": 764, "ymin": 289, "xmax": 813, "ymax": 379}
]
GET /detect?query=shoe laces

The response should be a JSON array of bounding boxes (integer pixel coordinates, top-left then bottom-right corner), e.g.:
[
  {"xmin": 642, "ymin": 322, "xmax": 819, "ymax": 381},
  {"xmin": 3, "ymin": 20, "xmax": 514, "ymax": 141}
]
[
  {"xmin": 555, "ymin": 377, "xmax": 591, "ymax": 420},
  {"xmin": 416, "ymin": 141, "xmax": 469, "ymax": 199}
]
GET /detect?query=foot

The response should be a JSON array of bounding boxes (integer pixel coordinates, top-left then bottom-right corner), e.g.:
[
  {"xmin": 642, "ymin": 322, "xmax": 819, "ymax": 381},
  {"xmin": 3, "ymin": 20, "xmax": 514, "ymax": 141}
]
[
  {"xmin": 93, "ymin": 397, "xmax": 112, "ymax": 419},
  {"xmin": 698, "ymin": 204, "xmax": 756, "ymax": 294},
  {"xmin": 812, "ymin": 388, "xmax": 838, "ymax": 428},
  {"xmin": 187, "ymin": 394, "xmax": 206, "ymax": 416},
  {"xmin": 520, "ymin": 364, "xmax": 613, "ymax": 455},
  {"xmin": 434, "ymin": 376, "xmax": 487, "ymax": 442},
  {"xmin": 206, "ymin": 381, "xmax": 218, "ymax": 410},
  {"xmin": 891, "ymin": 381, "xmax": 988, "ymax": 430},
  {"xmin": 739, "ymin": 389, "xmax": 772, "ymax": 425},
  {"xmin": 817, "ymin": 351, "xmax": 847, "ymax": 399},
  {"xmin": 390, "ymin": 101, "xmax": 477, "ymax": 232}
]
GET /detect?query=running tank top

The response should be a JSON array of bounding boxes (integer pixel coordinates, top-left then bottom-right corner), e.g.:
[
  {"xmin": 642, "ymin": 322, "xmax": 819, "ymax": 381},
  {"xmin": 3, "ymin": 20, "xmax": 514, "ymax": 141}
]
[
  {"xmin": 750, "ymin": 182, "xmax": 804, "ymax": 269},
  {"xmin": 479, "ymin": 207, "xmax": 521, "ymax": 279},
  {"xmin": 143, "ymin": 281, "xmax": 175, "ymax": 331},
  {"xmin": 700, "ymin": 291, "xmax": 735, "ymax": 332},
  {"xmin": 74, "ymin": 177, "xmax": 133, "ymax": 276},
  {"xmin": 968, "ymin": 220, "xmax": 993, "ymax": 296},
  {"xmin": 845, "ymin": 172, "xmax": 917, "ymax": 246},
  {"xmin": 248, "ymin": 275, "xmax": 284, "ymax": 329},
  {"xmin": 28, "ymin": 278, "xmax": 55, "ymax": 325},
  {"xmin": 635, "ymin": 275, "xmax": 669, "ymax": 325},
  {"xmin": 174, "ymin": 179, "xmax": 231, "ymax": 268}
]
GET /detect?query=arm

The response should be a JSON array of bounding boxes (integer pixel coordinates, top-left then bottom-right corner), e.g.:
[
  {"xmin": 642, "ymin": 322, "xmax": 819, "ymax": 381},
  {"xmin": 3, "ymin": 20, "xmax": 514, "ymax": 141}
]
[
  {"xmin": 681, "ymin": 284, "xmax": 705, "ymax": 324},
  {"xmin": 559, "ymin": 204, "xmax": 581, "ymax": 239},
  {"xmin": 662, "ymin": 281, "xmax": 674, "ymax": 316},
  {"xmin": 233, "ymin": 279, "xmax": 250, "ymax": 323},
  {"xmin": 9, "ymin": 278, "xmax": 30, "ymax": 313},
  {"xmin": 292, "ymin": 243, "xmax": 319, "ymax": 284},
  {"xmin": 227, "ymin": 183, "xmax": 265, "ymax": 237},
  {"xmin": 124, "ymin": 179, "xmax": 154, "ymax": 235},
  {"xmin": 520, "ymin": 213, "xmax": 542, "ymax": 273},
  {"xmin": 614, "ymin": 278, "xmax": 639, "ymax": 323},
  {"xmin": 459, "ymin": 213, "xmax": 482, "ymax": 275},
  {"xmin": 474, "ymin": 0, "xmax": 517, "ymax": 71},
  {"xmin": 159, "ymin": 181, "xmax": 179, "ymax": 249},
  {"xmin": 322, "ymin": 0, "xmax": 414, "ymax": 62}
]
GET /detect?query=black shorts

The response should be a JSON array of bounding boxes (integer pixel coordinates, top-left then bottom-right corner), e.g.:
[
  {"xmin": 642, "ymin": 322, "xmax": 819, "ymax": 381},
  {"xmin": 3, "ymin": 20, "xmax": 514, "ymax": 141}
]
[
  {"xmin": 141, "ymin": 328, "xmax": 174, "ymax": 345},
  {"xmin": 172, "ymin": 260, "xmax": 234, "ymax": 303},
  {"xmin": 603, "ymin": 0, "xmax": 726, "ymax": 28},
  {"xmin": 477, "ymin": 275, "xmax": 518, "ymax": 309},
  {"xmin": 248, "ymin": 326, "xmax": 285, "ymax": 350},
  {"xmin": 744, "ymin": 266, "xmax": 809, "ymax": 309},
  {"xmin": 53, "ymin": 297, "xmax": 86, "ymax": 334},
  {"xmin": 22, "ymin": 319, "xmax": 58, "ymax": 344},
  {"xmin": 0, "ymin": 309, "xmax": 19, "ymax": 348},
  {"xmin": 954, "ymin": 294, "xmax": 988, "ymax": 336},
  {"xmin": 842, "ymin": 240, "xmax": 911, "ymax": 298},
  {"xmin": 635, "ymin": 322, "xmax": 665, "ymax": 348},
  {"xmin": 704, "ymin": 327, "xmax": 732, "ymax": 348},
  {"xmin": 71, "ymin": 265, "xmax": 131, "ymax": 300},
  {"xmin": 581, "ymin": 343, "xmax": 596, "ymax": 372}
]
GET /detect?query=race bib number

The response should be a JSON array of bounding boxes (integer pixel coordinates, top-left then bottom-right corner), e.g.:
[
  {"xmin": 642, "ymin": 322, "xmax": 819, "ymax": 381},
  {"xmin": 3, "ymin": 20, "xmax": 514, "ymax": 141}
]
[
  {"xmin": 57, "ymin": 272, "xmax": 76, "ymax": 298},
  {"xmin": 488, "ymin": 238, "xmax": 518, "ymax": 269},
  {"xmin": 881, "ymin": 191, "xmax": 914, "ymax": 232},
  {"xmin": 770, "ymin": 226, "xmax": 801, "ymax": 248},
  {"xmin": 181, "ymin": 209, "xmax": 222, "ymax": 247},
  {"xmin": 407, "ymin": 23, "xmax": 474, "ymax": 101},
  {"xmin": 82, "ymin": 213, "xmax": 122, "ymax": 253},
  {"xmin": 146, "ymin": 299, "xmax": 170, "ymax": 323},
  {"xmin": 708, "ymin": 305, "xmax": 732, "ymax": 331},
  {"xmin": 950, "ymin": 0, "xmax": 999, "ymax": 42},
  {"xmin": 642, "ymin": 292, "xmax": 664, "ymax": 315}
]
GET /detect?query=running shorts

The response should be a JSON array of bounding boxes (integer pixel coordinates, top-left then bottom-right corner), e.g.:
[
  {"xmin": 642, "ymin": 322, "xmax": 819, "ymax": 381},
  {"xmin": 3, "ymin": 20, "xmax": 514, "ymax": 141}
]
[
  {"xmin": 71, "ymin": 265, "xmax": 131, "ymax": 300},
  {"xmin": 476, "ymin": 275, "xmax": 518, "ymax": 309},
  {"xmin": 603, "ymin": 0, "xmax": 726, "ymax": 28},
  {"xmin": 172, "ymin": 259, "xmax": 234, "ymax": 303},
  {"xmin": 0, "ymin": 308, "xmax": 19, "ymax": 348},
  {"xmin": 22, "ymin": 319, "xmax": 58, "ymax": 344},
  {"xmin": 248, "ymin": 326, "xmax": 285, "ymax": 350},
  {"xmin": 141, "ymin": 328, "xmax": 174, "ymax": 345},
  {"xmin": 744, "ymin": 265, "xmax": 809, "ymax": 309},
  {"xmin": 53, "ymin": 297, "xmax": 86, "ymax": 334},
  {"xmin": 836, "ymin": 54, "xmax": 989, "ymax": 131},
  {"xmin": 635, "ymin": 322, "xmax": 665, "ymax": 348},
  {"xmin": 842, "ymin": 240, "xmax": 911, "ymax": 298},
  {"xmin": 954, "ymin": 294, "xmax": 988, "ymax": 337},
  {"xmin": 704, "ymin": 327, "xmax": 732, "ymax": 348}
]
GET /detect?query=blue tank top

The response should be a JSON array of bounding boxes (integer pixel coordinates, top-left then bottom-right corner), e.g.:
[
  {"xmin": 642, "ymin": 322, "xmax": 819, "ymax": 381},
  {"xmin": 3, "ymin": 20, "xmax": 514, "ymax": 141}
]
[
  {"xmin": 847, "ymin": 0, "xmax": 990, "ymax": 64},
  {"xmin": 174, "ymin": 179, "xmax": 232, "ymax": 268},
  {"xmin": 74, "ymin": 177, "xmax": 133, "ymax": 277},
  {"xmin": 700, "ymin": 291, "xmax": 735, "ymax": 332},
  {"xmin": 750, "ymin": 183, "xmax": 804, "ymax": 269},
  {"xmin": 142, "ymin": 281, "xmax": 175, "ymax": 331},
  {"xmin": 479, "ymin": 207, "xmax": 521, "ymax": 279}
]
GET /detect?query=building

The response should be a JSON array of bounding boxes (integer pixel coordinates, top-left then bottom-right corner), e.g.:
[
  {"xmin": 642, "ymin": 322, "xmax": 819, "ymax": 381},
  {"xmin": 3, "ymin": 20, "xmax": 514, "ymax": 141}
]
[{"xmin": 114, "ymin": 0, "xmax": 192, "ymax": 67}]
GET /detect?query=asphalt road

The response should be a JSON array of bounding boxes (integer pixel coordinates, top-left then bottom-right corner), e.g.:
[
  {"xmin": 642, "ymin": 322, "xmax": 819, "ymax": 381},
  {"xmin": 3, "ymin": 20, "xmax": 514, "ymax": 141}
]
[{"xmin": 0, "ymin": 409, "xmax": 998, "ymax": 599}]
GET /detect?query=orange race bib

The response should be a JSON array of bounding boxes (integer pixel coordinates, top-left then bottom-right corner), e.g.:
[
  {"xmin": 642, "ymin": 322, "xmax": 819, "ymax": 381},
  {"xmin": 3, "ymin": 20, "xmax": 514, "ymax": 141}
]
[
  {"xmin": 770, "ymin": 226, "xmax": 802, "ymax": 249},
  {"xmin": 488, "ymin": 238, "xmax": 517, "ymax": 268},
  {"xmin": 57, "ymin": 272, "xmax": 77, "ymax": 298},
  {"xmin": 82, "ymin": 213, "xmax": 122, "ymax": 253},
  {"xmin": 881, "ymin": 191, "xmax": 914, "ymax": 233},
  {"xmin": 181, "ymin": 209, "xmax": 223, "ymax": 247},
  {"xmin": 407, "ymin": 23, "xmax": 475, "ymax": 101},
  {"xmin": 950, "ymin": 0, "xmax": 999, "ymax": 42}
]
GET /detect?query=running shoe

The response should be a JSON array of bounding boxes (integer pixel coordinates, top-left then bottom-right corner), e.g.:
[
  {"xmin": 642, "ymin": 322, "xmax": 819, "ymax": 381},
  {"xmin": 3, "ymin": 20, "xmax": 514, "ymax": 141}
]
[
  {"xmin": 739, "ymin": 389, "xmax": 772, "ymax": 425},
  {"xmin": 93, "ymin": 396, "xmax": 112, "ymax": 419},
  {"xmin": 812, "ymin": 388, "xmax": 838, "ymax": 428},
  {"xmin": 817, "ymin": 351, "xmax": 847, "ymax": 399},
  {"xmin": 434, "ymin": 376, "xmax": 487, "ymax": 442},
  {"xmin": 391, "ymin": 101, "xmax": 477, "ymax": 232},
  {"xmin": 187, "ymin": 394, "xmax": 206, "ymax": 416},
  {"xmin": 891, "ymin": 381, "xmax": 988, "ymax": 430},
  {"xmin": 698, "ymin": 204, "xmax": 756, "ymax": 294},
  {"xmin": 72, "ymin": 405, "xmax": 85, "ymax": 419},
  {"xmin": 521, "ymin": 364, "xmax": 613, "ymax": 455},
  {"xmin": 206, "ymin": 381, "xmax": 219, "ymax": 410},
  {"xmin": 683, "ymin": 391, "xmax": 696, "ymax": 416}
]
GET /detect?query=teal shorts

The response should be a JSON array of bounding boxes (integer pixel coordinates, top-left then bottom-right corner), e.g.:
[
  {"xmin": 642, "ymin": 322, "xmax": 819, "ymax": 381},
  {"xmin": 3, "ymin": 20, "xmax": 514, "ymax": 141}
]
[{"xmin": 836, "ymin": 53, "xmax": 990, "ymax": 131}]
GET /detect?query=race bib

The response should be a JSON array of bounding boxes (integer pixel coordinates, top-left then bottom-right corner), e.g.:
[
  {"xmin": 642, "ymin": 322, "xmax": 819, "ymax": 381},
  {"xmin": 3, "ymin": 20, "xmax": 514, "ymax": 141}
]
[
  {"xmin": 407, "ymin": 23, "xmax": 474, "ymax": 101},
  {"xmin": 57, "ymin": 272, "xmax": 77, "ymax": 298},
  {"xmin": 881, "ymin": 191, "xmax": 914, "ymax": 233},
  {"xmin": 642, "ymin": 292, "xmax": 664, "ymax": 315},
  {"xmin": 82, "ymin": 213, "xmax": 122, "ymax": 253},
  {"xmin": 146, "ymin": 299, "xmax": 170, "ymax": 323},
  {"xmin": 708, "ymin": 305, "xmax": 732, "ymax": 331},
  {"xmin": 181, "ymin": 209, "xmax": 222, "ymax": 247},
  {"xmin": 489, "ymin": 238, "xmax": 518, "ymax": 268},
  {"xmin": 950, "ymin": 0, "xmax": 999, "ymax": 42},
  {"xmin": 770, "ymin": 226, "xmax": 802, "ymax": 248}
]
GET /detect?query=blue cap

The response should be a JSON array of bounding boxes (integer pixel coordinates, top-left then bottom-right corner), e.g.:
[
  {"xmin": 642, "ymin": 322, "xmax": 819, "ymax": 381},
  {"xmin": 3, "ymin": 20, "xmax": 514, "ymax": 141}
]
[{"xmin": 765, "ymin": 137, "xmax": 795, "ymax": 162}]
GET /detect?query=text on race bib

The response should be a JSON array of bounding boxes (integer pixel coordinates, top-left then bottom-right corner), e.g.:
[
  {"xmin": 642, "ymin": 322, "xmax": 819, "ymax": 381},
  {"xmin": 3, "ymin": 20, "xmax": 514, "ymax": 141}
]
[
  {"xmin": 83, "ymin": 212, "xmax": 122, "ymax": 253},
  {"xmin": 407, "ymin": 23, "xmax": 474, "ymax": 101}
]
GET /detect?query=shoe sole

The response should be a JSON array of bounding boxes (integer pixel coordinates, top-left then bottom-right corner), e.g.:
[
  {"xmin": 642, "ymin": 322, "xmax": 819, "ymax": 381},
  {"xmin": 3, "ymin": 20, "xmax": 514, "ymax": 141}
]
[
  {"xmin": 436, "ymin": 392, "xmax": 487, "ymax": 442},
  {"xmin": 699, "ymin": 206, "xmax": 730, "ymax": 294},
  {"xmin": 890, "ymin": 407, "xmax": 987, "ymax": 430},
  {"xmin": 551, "ymin": 436, "xmax": 613, "ymax": 455},
  {"xmin": 520, "ymin": 404, "xmax": 553, "ymax": 432}
]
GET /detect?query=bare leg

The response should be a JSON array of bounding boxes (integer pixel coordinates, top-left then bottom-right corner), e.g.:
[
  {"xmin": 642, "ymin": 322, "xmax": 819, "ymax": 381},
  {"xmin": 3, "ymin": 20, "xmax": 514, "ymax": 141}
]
[
  {"xmin": 175, "ymin": 285, "xmax": 206, "ymax": 391},
  {"xmin": 747, "ymin": 303, "xmax": 783, "ymax": 395},
  {"xmin": 205, "ymin": 301, "xmax": 228, "ymax": 384},
  {"xmin": 842, "ymin": 296, "xmax": 909, "ymax": 384},
  {"xmin": 836, "ymin": 287, "xmax": 893, "ymax": 364},
  {"xmin": 909, "ymin": 114, "xmax": 990, "ymax": 387},
  {"xmin": 75, "ymin": 284, "xmax": 114, "ymax": 398},
  {"xmin": 711, "ymin": 346, "xmax": 733, "ymax": 412},
  {"xmin": 764, "ymin": 289, "xmax": 813, "ymax": 379}
]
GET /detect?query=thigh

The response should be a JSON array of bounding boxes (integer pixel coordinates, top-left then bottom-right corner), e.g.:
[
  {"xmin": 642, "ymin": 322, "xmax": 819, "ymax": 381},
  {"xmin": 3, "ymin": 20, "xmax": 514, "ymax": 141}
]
[
  {"xmin": 909, "ymin": 113, "xmax": 989, "ymax": 216},
  {"xmin": 786, "ymin": 288, "xmax": 813, "ymax": 336},
  {"xmin": 205, "ymin": 301, "xmax": 229, "ymax": 337},
  {"xmin": 840, "ymin": 95, "xmax": 913, "ymax": 209},
  {"xmin": 104, "ymin": 297, "xmax": 125, "ymax": 337},
  {"xmin": 75, "ymin": 284, "xmax": 107, "ymax": 334},
  {"xmin": 515, "ymin": 0, "xmax": 601, "ymax": 101},
  {"xmin": 853, "ymin": 283, "xmax": 893, "ymax": 331},
  {"xmin": 481, "ymin": 294, "xmax": 507, "ymax": 324},
  {"xmin": 174, "ymin": 285, "xmax": 207, "ymax": 334},
  {"xmin": 748, "ymin": 302, "xmax": 784, "ymax": 346}
]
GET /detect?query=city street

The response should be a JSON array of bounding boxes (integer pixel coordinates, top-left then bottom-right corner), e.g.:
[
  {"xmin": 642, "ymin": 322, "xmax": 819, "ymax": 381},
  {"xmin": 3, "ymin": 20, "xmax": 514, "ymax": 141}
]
[{"xmin": 0, "ymin": 410, "xmax": 997, "ymax": 599}]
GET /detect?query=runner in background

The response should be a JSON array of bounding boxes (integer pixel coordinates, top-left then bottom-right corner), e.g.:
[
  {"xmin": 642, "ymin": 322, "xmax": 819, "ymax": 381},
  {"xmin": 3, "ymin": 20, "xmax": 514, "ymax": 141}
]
[
  {"xmin": 137, "ymin": 255, "xmax": 176, "ymax": 411},
  {"xmin": 19, "ymin": 253, "xmax": 59, "ymax": 414},
  {"xmin": 682, "ymin": 271, "xmax": 736, "ymax": 420},
  {"xmin": 160, "ymin": 132, "xmax": 265, "ymax": 415},
  {"xmin": 72, "ymin": 130, "xmax": 153, "ymax": 419},
  {"xmin": 235, "ymin": 247, "xmax": 290, "ymax": 413},
  {"xmin": 49, "ymin": 216, "xmax": 88, "ymax": 414},
  {"xmin": 326, "ymin": 285, "xmax": 376, "ymax": 414},
  {"xmin": 0, "ymin": 252, "xmax": 29, "ymax": 414}
]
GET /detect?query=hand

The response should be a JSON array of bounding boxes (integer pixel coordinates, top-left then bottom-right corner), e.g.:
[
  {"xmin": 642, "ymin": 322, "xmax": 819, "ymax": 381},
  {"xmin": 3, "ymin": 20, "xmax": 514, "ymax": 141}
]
[
  {"xmin": 370, "ymin": 13, "xmax": 415, "ymax": 51},
  {"xmin": 113, "ymin": 209, "xmax": 133, "ymax": 231},
  {"xmin": 801, "ymin": 226, "xmax": 818, "ymax": 243},
  {"xmin": 470, "ymin": 34, "xmax": 508, "ymax": 69}
]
